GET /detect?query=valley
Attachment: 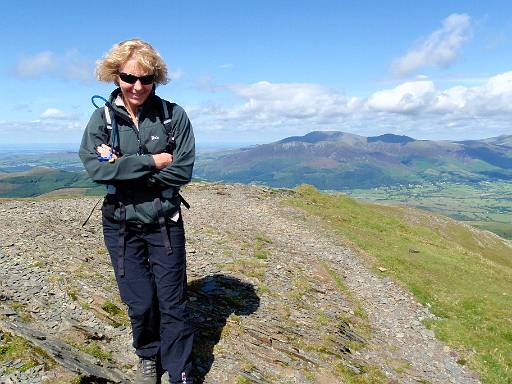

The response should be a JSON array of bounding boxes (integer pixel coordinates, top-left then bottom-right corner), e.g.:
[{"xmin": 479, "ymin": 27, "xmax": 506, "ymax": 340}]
[
  {"xmin": 1, "ymin": 131, "xmax": 511, "ymax": 240},
  {"xmin": 346, "ymin": 181, "xmax": 512, "ymax": 239}
]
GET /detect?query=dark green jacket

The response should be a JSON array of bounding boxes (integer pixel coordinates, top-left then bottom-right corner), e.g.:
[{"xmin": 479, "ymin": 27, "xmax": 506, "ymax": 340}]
[{"xmin": 79, "ymin": 88, "xmax": 195, "ymax": 224}]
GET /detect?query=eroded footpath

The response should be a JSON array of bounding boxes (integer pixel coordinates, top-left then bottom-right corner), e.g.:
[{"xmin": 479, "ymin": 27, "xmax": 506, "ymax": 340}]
[{"xmin": 0, "ymin": 183, "xmax": 480, "ymax": 383}]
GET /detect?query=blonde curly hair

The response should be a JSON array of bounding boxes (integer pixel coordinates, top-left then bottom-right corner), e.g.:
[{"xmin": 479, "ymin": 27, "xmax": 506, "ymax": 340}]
[{"xmin": 96, "ymin": 38, "xmax": 168, "ymax": 85}]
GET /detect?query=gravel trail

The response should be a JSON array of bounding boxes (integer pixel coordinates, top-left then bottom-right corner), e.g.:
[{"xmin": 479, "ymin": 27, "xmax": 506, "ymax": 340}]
[{"xmin": 0, "ymin": 183, "xmax": 480, "ymax": 383}]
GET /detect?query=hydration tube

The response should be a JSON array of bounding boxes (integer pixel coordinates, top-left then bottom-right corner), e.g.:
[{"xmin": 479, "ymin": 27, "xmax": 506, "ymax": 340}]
[
  {"xmin": 91, "ymin": 95, "xmax": 117, "ymax": 163},
  {"xmin": 91, "ymin": 95, "xmax": 108, "ymax": 108}
]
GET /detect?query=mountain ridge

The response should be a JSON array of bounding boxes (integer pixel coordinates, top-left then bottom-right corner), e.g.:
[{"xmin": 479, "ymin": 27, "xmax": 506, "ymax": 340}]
[
  {"xmin": 195, "ymin": 131, "xmax": 512, "ymax": 190},
  {"xmin": 0, "ymin": 182, "xmax": 493, "ymax": 383}
]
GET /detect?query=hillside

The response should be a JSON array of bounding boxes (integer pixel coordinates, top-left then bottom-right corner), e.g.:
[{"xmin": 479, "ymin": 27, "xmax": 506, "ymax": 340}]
[
  {"xmin": 1, "ymin": 135, "xmax": 511, "ymax": 242},
  {"xmin": 0, "ymin": 167, "xmax": 100, "ymax": 198},
  {"xmin": 2, "ymin": 183, "xmax": 510, "ymax": 383},
  {"xmin": 194, "ymin": 131, "xmax": 512, "ymax": 189}
]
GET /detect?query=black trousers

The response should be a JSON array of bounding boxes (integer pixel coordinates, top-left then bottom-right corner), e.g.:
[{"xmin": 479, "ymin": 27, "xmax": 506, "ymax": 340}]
[{"xmin": 102, "ymin": 204, "xmax": 194, "ymax": 382}]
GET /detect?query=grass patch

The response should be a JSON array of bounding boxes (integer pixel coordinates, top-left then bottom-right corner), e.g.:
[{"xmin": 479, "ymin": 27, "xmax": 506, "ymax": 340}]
[
  {"xmin": 319, "ymin": 261, "xmax": 371, "ymax": 339},
  {"xmin": 347, "ymin": 181, "xmax": 512, "ymax": 240},
  {"xmin": 9, "ymin": 301, "xmax": 32, "ymax": 322},
  {"xmin": 256, "ymin": 283, "xmax": 270, "ymax": 295},
  {"xmin": 254, "ymin": 250, "xmax": 269, "ymax": 260},
  {"xmin": 82, "ymin": 341, "xmax": 112, "ymax": 361},
  {"xmin": 101, "ymin": 301, "xmax": 122, "ymax": 316},
  {"xmin": 75, "ymin": 341, "xmax": 112, "ymax": 362},
  {"xmin": 29, "ymin": 260, "xmax": 45, "ymax": 268},
  {"xmin": 255, "ymin": 233, "xmax": 273, "ymax": 244},
  {"xmin": 67, "ymin": 289, "xmax": 78, "ymax": 301},
  {"xmin": 96, "ymin": 246, "xmax": 107, "ymax": 255},
  {"xmin": 253, "ymin": 232, "xmax": 272, "ymax": 260},
  {"xmin": 287, "ymin": 184, "xmax": 512, "ymax": 383},
  {"xmin": 100, "ymin": 300, "xmax": 129, "ymax": 328},
  {"xmin": 0, "ymin": 332, "xmax": 55, "ymax": 373},
  {"xmin": 219, "ymin": 258, "xmax": 266, "ymax": 281},
  {"xmin": 333, "ymin": 360, "xmax": 390, "ymax": 383},
  {"xmin": 236, "ymin": 376, "xmax": 251, "ymax": 384}
]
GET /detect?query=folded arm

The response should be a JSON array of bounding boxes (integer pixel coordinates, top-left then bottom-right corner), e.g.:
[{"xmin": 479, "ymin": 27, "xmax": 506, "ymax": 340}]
[
  {"xmin": 147, "ymin": 105, "xmax": 195, "ymax": 189},
  {"xmin": 79, "ymin": 109, "xmax": 159, "ymax": 183}
]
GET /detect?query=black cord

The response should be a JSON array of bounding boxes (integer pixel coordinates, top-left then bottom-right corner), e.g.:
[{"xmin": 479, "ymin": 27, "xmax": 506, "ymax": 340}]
[{"xmin": 82, "ymin": 197, "xmax": 103, "ymax": 227}]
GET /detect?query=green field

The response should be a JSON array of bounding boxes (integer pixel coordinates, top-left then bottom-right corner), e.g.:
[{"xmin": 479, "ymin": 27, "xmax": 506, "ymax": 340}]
[
  {"xmin": 287, "ymin": 185, "xmax": 512, "ymax": 384},
  {"xmin": 345, "ymin": 181, "xmax": 512, "ymax": 239},
  {"xmin": 0, "ymin": 168, "xmax": 103, "ymax": 198},
  {"xmin": 0, "ymin": 151, "xmax": 82, "ymax": 173}
]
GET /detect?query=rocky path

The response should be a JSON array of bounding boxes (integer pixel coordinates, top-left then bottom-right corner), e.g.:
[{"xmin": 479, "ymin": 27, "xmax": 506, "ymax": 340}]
[{"xmin": 0, "ymin": 183, "xmax": 480, "ymax": 383}]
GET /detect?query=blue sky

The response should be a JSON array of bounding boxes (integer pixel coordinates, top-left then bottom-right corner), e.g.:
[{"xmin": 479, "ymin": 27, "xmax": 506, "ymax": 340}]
[{"xmin": 2, "ymin": 1, "xmax": 512, "ymax": 147}]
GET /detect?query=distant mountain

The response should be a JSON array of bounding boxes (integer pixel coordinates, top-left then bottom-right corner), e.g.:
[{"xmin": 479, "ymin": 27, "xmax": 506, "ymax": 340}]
[
  {"xmin": 367, "ymin": 134, "xmax": 415, "ymax": 144},
  {"xmin": 480, "ymin": 135, "xmax": 512, "ymax": 147},
  {"xmin": 194, "ymin": 131, "xmax": 512, "ymax": 190}
]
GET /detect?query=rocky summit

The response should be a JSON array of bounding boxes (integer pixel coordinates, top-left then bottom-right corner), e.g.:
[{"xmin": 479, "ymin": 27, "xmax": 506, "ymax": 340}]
[{"xmin": 0, "ymin": 183, "xmax": 480, "ymax": 383}]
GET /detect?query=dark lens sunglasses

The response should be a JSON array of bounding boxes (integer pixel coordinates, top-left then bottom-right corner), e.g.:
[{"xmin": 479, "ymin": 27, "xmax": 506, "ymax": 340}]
[{"xmin": 119, "ymin": 72, "xmax": 155, "ymax": 85}]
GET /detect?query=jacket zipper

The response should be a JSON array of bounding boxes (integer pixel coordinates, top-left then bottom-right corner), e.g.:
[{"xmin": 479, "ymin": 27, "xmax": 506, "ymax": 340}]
[{"xmin": 112, "ymin": 108, "xmax": 145, "ymax": 155}]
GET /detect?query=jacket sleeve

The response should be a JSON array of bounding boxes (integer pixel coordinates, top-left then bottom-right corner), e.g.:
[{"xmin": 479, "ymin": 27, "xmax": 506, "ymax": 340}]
[
  {"xmin": 79, "ymin": 108, "xmax": 155, "ymax": 183},
  {"xmin": 147, "ymin": 105, "xmax": 195, "ymax": 188}
]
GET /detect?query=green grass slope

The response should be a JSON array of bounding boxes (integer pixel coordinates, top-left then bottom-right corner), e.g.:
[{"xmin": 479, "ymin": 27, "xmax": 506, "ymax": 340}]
[
  {"xmin": 0, "ymin": 168, "xmax": 101, "ymax": 198},
  {"xmin": 287, "ymin": 185, "xmax": 512, "ymax": 384},
  {"xmin": 347, "ymin": 181, "xmax": 512, "ymax": 240}
]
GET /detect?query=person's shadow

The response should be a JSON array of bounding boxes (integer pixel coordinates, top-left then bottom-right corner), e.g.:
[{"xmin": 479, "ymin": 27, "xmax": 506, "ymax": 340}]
[{"xmin": 187, "ymin": 274, "xmax": 260, "ymax": 382}]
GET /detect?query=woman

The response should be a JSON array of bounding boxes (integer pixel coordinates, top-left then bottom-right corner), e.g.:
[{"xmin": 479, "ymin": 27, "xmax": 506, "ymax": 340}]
[{"xmin": 79, "ymin": 39, "xmax": 195, "ymax": 384}]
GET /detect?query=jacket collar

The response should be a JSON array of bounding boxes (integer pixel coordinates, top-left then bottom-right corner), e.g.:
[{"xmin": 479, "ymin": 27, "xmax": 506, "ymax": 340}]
[{"xmin": 108, "ymin": 87, "xmax": 159, "ymax": 120}]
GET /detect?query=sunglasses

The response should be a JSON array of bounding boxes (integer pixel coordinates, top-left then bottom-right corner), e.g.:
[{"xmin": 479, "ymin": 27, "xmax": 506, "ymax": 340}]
[{"xmin": 119, "ymin": 72, "xmax": 155, "ymax": 85}]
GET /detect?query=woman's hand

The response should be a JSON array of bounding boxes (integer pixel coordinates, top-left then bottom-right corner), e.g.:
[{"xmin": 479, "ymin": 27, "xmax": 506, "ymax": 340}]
[
  {"xmin": 96, "ymin": 144, "xmax": 118, "ymax": 160},
  {"xmin": 96, "ymin": 144, "xmax": 172, "ymax": 169},
  {"xmin": 152, "ymin": 152, "xmax": 173, "ymax": 169}
]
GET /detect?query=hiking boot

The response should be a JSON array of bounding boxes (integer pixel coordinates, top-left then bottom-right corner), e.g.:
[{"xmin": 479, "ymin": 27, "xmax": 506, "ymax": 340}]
[
  {"xmin": 135, "ymin": 357, "xmax": 158, "ymax": 384},
  {"xmin": 162, "ymin": 372, "xmax": 193, "ymax": 384},
  {"xmin": 160, "ymin": 372, "xmax": 170, "ymax": 384}
]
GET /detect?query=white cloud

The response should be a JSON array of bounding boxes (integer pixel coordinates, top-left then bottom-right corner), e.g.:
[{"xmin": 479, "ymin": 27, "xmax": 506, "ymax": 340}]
[
  {"xmin": 368, "ymin": 71, "xmax": 512, "ymax": 119},
  {"xmin": 15, "ymin": 51, "xmax": 57, "ymax": 77},
  {"xmin": 367, "ymin": 80, "xmax": 436, "ymax": 114},
  {"xmin": 190, "ymin": 71, "xmax": 512, "ymax": 142},
  {"xmin": 430, "ymin": 85, "xmax": 470, "ymax": 112},
  {"xmin": 0, "ymin": 119, "xmax": 85, "ymax": 144},
  {"xmin": 5, "ymin": 71, "xmax": 512, "ymax": 145},
  {"xmin": 194, "ymin": 75, "xmax": 224, "ymax": 92},
  {"xmin": 15, "ymin": 50, "xmax": 93, "ymax": 82},
  {"xmin": 224, "ymin": 81, "xmax": 353, "ymax": 120},
  {"xmin": 391, "ymin": 13, "xmax": 471, "ymax": 77},
  {"xmin": 481, "ymin": 71, "xmax": 512, "ymax": 96},
  {"xmin": 40, "ymin": 108, "xmax": 78, "ymax": 120},
  {"xmin": 168, "ymin": 68, "xmax": 184, "ymax": 81},
  {"xmin": 466, "ymin": 71, "xmax": 512, "ymax": 115}
]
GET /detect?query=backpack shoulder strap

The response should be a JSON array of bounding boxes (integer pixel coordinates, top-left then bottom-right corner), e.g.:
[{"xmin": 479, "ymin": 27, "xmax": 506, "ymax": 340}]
[
  {"xmin": 104, "ymin": 105, "xmax": 113, "ymax": 130},
  {"xmin": 160, "ymin": 98, "xmax": 176, "ymax": 153},
  {"xmin": 102, "ymin": 104, "xmax": 120, "ymax": 151},
  {"xmin": 161, "ymin": 99, "xmax": 175, "ymax": 134},
  {"xmin": 158, "ymin": 98, "xmax": 191, "ymax": 209}
]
